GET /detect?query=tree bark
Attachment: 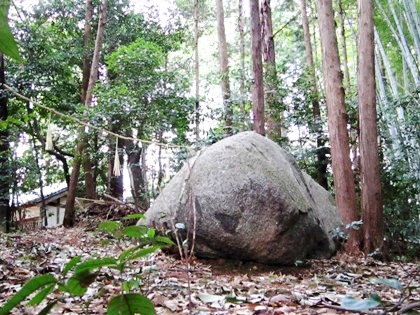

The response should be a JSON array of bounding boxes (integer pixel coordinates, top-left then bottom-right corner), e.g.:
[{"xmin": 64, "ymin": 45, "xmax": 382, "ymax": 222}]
[
  {"xmin": 337, "ymin": 0, "xmax": 351, "ymax": 91},
  {"xmin": 79, "ymin": 0, "xmax": 96, "ymax": 199},
  {"xmin": 126, "ymin": 138, "xmax": 149, "ymax": 210},
  {"xmin": 316, "ymin": 0, "xmax": 359, "ymax": 252},
  {"xmin": 261, "ymin": 0, "xmax": 282, "ymax": 141},
  {"xmin": 358, "ymin": 0, "xmax": 383, "ymax": 254},
  {"xmin": 0, "ymin": 54, "xmax": 11, "ymax": 233},
  {"xmin": 193, "ymin": 0, "xmax": 200, "ymax": 140},
  {"xmin": 215, "ymin": 0, "xmax": 233, "ymax": 135},
  {"xmin": 64, "ymin": 0, "xmax": 108, "ymax": 227},
  {"xmin": 237, "ymin": 0, "xmax": 247, "ymax": 120},
  {"xmin": 299, "ymin": 0, "xmax": 329, "ymax": 190},
  {"xmin": 250, "ymin": 0, "xmax": 265, "ymax": 136}
]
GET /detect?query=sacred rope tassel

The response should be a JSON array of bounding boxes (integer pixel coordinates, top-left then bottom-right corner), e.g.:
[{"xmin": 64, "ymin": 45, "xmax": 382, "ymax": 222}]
[
  {"xmin": 113, "ymin": 137, "xmax": 121, "ymax": 176},
  {"xmin": 45, "ymin": 119, "xmax": 54, "ymax": 151}
]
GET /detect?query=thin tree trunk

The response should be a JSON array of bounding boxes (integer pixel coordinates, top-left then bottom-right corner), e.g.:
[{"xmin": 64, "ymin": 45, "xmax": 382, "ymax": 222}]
[
  {"xmin": 215, "ymin": 0, "xmax": 233, "ymax": 135},
  {"xmin": 316, "ymin": 0, "xmax": 360, "ymax": 252},
  {"xmin": 299, "ymin": 0, "xmax": 329, "ymax": 190},
  {"xmin": 402, "ymin": 0, "xmax": 420, "ymax": 57},
  {"xmin": 64, "ymin": 0, "xmax": 108, "ymax": 227},
  {"xmin": 250, "ymin": 0, "xmax": 265, "ymax": 136},
  {"xmin": 81, "ymin": 0, "xmax": 96, "ymax": 199},
  {"xmin": 238, "ymin": 0, "xmax": 247, "ymax": 119},
  {"xmin": 194, "ymin": 0, "xmax": 200, "ymax": 140},
  {"xmin": 0, "ymin": 54, "xmax": 11, "ymax": 233},
  {"xmin": 261, "ymin": 0, "xmax": 282, "ymax": 141},
  {"xmin": 358, "ymin": 0, "xmax": 383, "ymax": 254},
  {"xmin": 376, "ymin": 0, "xmax": 419, "ymax": 86},
  {"xmin": 337, "ymin": 0, "xmax": 351, "ymax": 91}
]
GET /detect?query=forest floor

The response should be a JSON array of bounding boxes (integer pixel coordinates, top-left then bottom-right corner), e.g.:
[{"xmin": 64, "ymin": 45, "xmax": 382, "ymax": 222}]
[{"xmin": 0, "ymin": 208, "xmax": 419, "ymax": 315}]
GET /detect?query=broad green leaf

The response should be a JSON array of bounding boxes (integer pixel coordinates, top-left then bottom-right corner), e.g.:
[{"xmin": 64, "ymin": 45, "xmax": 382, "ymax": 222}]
[
  {"xmin": 99, "ymin": 221, "xmax": 122, "ymax": 233},
  {"xmin": 0, "ymin": 274, "xmax": 56, "ymax": 315},
  {"xmin": 119, "ymin": 246, "xmax": 139, "ymax": 263},
  {"xmin": 74, "ymin": 257, "xmax": 117, "ymax": 274},
  {"xmin": 154, "ymin": 236, "xmax": 175, "ymax": 245},
  {"xmin": 371, "ymin": 278, "xmax": 403, "ymax": 291},
  {"xmin": 341, "ymin": 295, "xmax": 382, "ymax": 311},
  {"xmin": 62, "ymin": 256, "xmax": 82, "ymax": 276},
  {"xmin": 146, "ymin": 228, "xmax": 155, "ymax": 239},
  {"xmin": 107, "ymin": 293, "xmax": 155, "ymax": 315},
  {"xmin": 0, "ymin": 3, "xmax": 22, "ymax": 61},
  {"xmin": 37, "ymin": 301, "xmax": 58, "ymax": 315},
  {"xmin": 125, "ymin": 246, "xmax": 160, "ymax": 261},
  {"xmin": 66, "ymin": 270, "xmax": 97, "ymax": 296},
  {"xmin": 123, "ymin": 213, "xmax": 145, "ymax": 220},
  {"xmin": 122, "ymin": 225, "xmax": 148, "ymax": 238},
  {"xmin": 28, "ymin": 284, "xmax": 55, "ymax": 305}
]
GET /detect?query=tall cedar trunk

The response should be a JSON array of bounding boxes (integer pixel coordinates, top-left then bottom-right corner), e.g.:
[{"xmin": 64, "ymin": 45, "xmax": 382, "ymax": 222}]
[
  {"xmin": 250, "ymin": 0, "xmax": 265, "ymax": 136},
  {"xmin": 338, "ymin": 0, "xmax": 351, "ymax": 91},
  {"xmin": 215, "ymin": 0, "xmax": 233, "ymax": 135},
  {"xmin": 299, "ymin": 0, "xmax": 329, "ymax": 189},
  {"xmin": 194, "ymin": 0, "xmax": 200, "ymax": 140},
  {"xmin": 0, "ymin": 54, "xmax": 11, "ymax": 233},
  {"xmin": 64, "ymin": 0, "xmax": 107, "ymax": 227},
  {"xmin": 108, "ymin": 137, "xmax": 124, "ymax": 200},
  {"xmin": 316, "ymin": 0, "xmax": 360, "ymax": 252},
  {"xmin": 238, "ymin": 0, "xmax": 246, "ymax": 118},
  {"xmin": 261, "ymin": 0, "xmax": 282, "ymax": 141},
  {"xmin": 358, "ymin": 0, "xmax": 383, "ymax": 254},
  {"xmin": 81, "ymin": 0, "xmax": 96, "ymax": 199}
]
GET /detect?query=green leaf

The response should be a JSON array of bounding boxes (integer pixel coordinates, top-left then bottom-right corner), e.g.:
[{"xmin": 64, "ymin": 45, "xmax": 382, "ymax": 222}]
[
  {"xmin": 154, "ymin": 236, "xmax": 175, "ymax": 245},
  {"xmin": 28, "ymin": 284, "xmax": 55, "ymax": 305},
  {"xmin": 62, "ymin": 256, "xmax": 82, "ymax": 276},
  {"xmin": 125, "ymin": 246, "xmax": 160, "ymax": 262},
  {"xmin": 66, "ymin": 270, "xmax": 97, "ymax": 296},
  {"xmin": 146, "ymin": 228, "xmax": 155, "ymax": 239},
  {"xmin": 371, "ymin": 278, "xmax": 403, "ymax": 291},
  {"xmin": 123, "ymin": 213, "xmax": 145, "ymax": 220},
  {"xmin": 107, "ymin": 293, "xmax": 155, "ymax": 315},
  {"xmin": 99, "ymin": 221, "xmax": 122, "ymax": 234},
  {"xmin": 119, "ymin": 246, "xmax": 138, "ymax": 263},
  {"xmin": 0, "ymin": 3, "xmax": 22, "ymax": 62},
  {"xmin": 122, "ymin": 225, "xmax": 148, "ymax": 238},
  {"xmin": 341, "ymin": 295, "xmax": 382, "ymax": 311},
  {"xmin": 0, "ymin": 274, "xmax": 56, "ymax": 315},
  {"xmin": 37, "ymin": 301, "xmax": 58, "ymax": 315},
  {"xmin": 74, "ymin": 257, "xmax": 117, "ymax": 274}
]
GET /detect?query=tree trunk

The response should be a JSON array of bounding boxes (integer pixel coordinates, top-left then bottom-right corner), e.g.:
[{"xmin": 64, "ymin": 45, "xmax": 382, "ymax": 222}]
[
  {"xmin": 261, "ymin": 0, "xmax": 282, "ymax": 141},
  {"xmin": 358, "ymin": 0, "xmax": 383, "ymax": 254},
  {"xmin": 215, "ymin": 0, "xmax": 233, "ymax": 135},
  {"xmin": 316, "ymin": 0, "xmax": 360, "ymax": 252},
  {"xmin": 80, "ymin": 0, "xmax": 96, "ymax": 199},
  {"xmin": 237, "ymin": 0, "xmax": 247, "ymax": 120},
  {"xmin": 126, "ymin": 138, "xmax": 149, "ymax": 210},
  {"xmin": 64, "ymin": 0, "xmax": 108, "ymax": 227},
  {"xmin": 337, "ymin": 0, "xmax": 351, "ymax": 91},
  {"xmin": 0, "ymin": 54, "xmax": 11, "ymax": 233},
  {"xmin": 250, "ymin": 0, "xmax": 265, "ymax": 136},
  {"xmin": 299, "ymin": 0, "xmax": 329, "ymax": 190},
  {"xmin": 194, "ymin": 0, "xmax": 200, "ymax": 140}
]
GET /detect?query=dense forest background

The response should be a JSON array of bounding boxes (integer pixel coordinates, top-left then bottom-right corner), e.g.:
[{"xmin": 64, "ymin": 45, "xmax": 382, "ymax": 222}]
[{"xmin": 0, "ymin": 0, "xmax": 418, "ymax": 258}]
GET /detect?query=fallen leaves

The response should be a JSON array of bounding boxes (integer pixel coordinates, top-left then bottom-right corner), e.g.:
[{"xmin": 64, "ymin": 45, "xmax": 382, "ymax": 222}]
[{"xmin": 0, "ymin": 226, "xmax": 419, "ymax": 314}]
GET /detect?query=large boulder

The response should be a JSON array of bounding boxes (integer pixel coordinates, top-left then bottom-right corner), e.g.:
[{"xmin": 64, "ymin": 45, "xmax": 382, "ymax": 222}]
[{"xmin": 141, "ymin": 131, "xmax": 342, "ymax": 265}]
